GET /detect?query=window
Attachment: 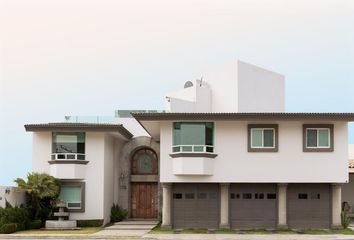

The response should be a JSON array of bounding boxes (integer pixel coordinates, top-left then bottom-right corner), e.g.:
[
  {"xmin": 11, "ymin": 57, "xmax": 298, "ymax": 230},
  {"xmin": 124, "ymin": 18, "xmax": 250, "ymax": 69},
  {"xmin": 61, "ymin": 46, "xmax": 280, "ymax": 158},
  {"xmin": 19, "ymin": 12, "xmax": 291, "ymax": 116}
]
[
  {"xmin": 303, "ymin": 125, "xmax": 334, "ymax": 152},
  {"xmin": 172, "ymin": 122, "xmax": 214, "ymax": 153},
  {"xmin": 173, "ymin": 193, "xmax": 183, "ymax": 199},
  {"xmin": 298, "ymin": 193, "xmax": 308, "ymax": 199},
  {"xmin": 131, "ymin": 148, "xmax": 158, "ymax": 175},
  {"xmin": 242, "ymin": 193, "xmax": 252, "ymax": 199},
  {"xmin": 185, "ymin": 193, "xmax": 195, "ymax": 199},
  {"xmin": 248, "ymin": 125, "xmax": 278, "ymax": 152},
  {"xmin": 310, "ymin": 193, "xmax": 321, "ymax": 199},
  {"xmin": 52, "ymin": 132, "xmax": 85, "ymax": 160},
  {"xmin": 267, "ymin": 193, "xmax": 277, "ymax": 199},
  {"xmin": 255, "ymin": 193, "xmax": 264, "ymax": 199},
  {"xmin": 59, "ymin": 182, "xmax": 85, "ymax": 212},
  {"xmin": 197, "ymin": 193, "xmax": 207, "ymax": 199}
]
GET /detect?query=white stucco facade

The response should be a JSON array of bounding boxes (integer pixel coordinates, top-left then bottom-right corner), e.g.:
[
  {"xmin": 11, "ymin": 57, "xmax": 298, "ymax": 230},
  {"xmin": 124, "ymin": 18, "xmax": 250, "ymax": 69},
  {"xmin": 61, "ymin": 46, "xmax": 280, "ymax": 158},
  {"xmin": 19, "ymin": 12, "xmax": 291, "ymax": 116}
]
[{"xmin": 160, "ymin": 121, "xmax": 348, "ymax": 183}]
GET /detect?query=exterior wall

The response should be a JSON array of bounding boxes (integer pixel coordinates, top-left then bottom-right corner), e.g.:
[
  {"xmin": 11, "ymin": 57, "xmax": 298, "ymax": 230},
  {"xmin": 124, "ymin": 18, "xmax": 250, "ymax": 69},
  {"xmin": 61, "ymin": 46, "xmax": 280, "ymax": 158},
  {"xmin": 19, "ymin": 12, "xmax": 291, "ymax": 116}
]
[
  {"xmin": 349, "ymin": 144, "xmax": 354, "ymax": 159},
  {"xmin": 103, "ymin": 135, "xmax": 115, "ymax": 224},
  {"xmin": 237, "ymin": 61, "xmax": 285, "ymax": 112},
  {"xmin": 70, "ymin": 132, "xmax": 105, "ymax": 221},
  {"xmin": 342, "ymin": 174, "xmax": 354, "ymax": 212},
  {"xmin": 0, "ymin": 187, "xmax": 25, "ymax": 208},
  {"xmin": 160, "ymin": 121, "xmax": 348, "ymax": 183},
  {"xmin": 32, "ymin": 132, "xmax": 51, "ymax": 173}
]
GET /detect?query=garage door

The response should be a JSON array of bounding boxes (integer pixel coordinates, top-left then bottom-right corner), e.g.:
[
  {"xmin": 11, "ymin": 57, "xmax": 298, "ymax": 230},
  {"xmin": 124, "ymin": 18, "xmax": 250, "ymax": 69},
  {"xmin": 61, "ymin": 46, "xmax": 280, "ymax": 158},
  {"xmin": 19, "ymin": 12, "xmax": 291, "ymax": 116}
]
[
  {"xmin": 288, "ymin": 184, "xmax": 330, "ymax": 229},
  {"xmin": 230, "ymin": 184, "xmax": 277, "ymax": 229},
  {"xmin": 173, "ymin": 183, "xmax": 219, "ymax": 229}
]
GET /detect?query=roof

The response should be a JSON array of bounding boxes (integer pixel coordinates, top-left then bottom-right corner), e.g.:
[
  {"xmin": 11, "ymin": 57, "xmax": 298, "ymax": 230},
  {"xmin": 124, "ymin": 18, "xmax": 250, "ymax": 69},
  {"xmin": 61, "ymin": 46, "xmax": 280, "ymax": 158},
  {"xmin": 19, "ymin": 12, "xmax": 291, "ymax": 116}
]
[
  {"xmin": 132, "ymin": 112, "xmax": 354, "ymax": 140},
  {"xmin": 132, "ymin": 112, "xmax": 354, "ymax": 121},
  {"xmin": 24, "ymin": 123, "xmax": 133, "ymax": 139}
]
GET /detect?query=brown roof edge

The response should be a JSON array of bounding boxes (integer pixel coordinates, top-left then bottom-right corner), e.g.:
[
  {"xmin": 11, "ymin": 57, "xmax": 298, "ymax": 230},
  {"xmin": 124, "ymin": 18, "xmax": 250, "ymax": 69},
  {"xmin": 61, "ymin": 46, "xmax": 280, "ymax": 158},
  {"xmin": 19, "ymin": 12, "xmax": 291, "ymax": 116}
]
[
  {"xmin": 24, "ymin": 123, "xmax": 133, "ymax": 139},
  {"xmin": 131, "ymin": 112, "xmax": 354, "ymax": 121}
]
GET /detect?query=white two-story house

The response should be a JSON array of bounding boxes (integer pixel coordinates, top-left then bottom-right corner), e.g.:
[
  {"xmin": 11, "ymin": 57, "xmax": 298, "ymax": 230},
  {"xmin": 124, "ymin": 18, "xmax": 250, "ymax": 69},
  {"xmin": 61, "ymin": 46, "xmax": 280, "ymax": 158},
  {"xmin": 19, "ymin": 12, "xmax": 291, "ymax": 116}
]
[{"xmin": 24, "ymin": 60, "xmax": 354, "ymax": 229}]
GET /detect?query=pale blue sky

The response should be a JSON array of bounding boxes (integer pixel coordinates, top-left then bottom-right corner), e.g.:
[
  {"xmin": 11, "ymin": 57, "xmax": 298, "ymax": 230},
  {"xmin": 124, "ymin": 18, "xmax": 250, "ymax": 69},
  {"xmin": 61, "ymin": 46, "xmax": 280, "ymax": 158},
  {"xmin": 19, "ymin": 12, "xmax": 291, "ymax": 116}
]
[{"xmin": 0, "ymin": 0, "xmax": 354, "ymax": 185}]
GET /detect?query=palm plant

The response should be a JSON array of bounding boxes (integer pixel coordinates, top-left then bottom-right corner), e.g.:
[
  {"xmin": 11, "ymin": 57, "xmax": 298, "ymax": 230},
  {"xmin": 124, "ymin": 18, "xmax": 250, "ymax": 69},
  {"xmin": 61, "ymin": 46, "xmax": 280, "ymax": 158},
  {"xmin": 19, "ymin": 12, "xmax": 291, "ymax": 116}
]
[{"xmin": 14, "ymin": 173, "xmax": 60, "ymax": 220}]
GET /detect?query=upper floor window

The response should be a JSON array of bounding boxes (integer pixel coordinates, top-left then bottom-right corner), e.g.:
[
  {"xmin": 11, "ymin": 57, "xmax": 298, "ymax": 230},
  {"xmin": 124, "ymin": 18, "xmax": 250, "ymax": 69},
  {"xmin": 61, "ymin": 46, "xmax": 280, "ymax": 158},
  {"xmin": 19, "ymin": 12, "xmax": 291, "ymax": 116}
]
[
  {"xmin": 172, "ymin": 122, "xmax": 214, "ymax": 153},
  {"xmin": 303, "ymin": 124, "xmax": 334, "ymax": 152},
  {"xmin": 52, "ymin": 132, "xmax": 85, "ymax": 160},
  {"xmin": 248, "ymin": 124, "xmax": 278, "ymax": 152}
]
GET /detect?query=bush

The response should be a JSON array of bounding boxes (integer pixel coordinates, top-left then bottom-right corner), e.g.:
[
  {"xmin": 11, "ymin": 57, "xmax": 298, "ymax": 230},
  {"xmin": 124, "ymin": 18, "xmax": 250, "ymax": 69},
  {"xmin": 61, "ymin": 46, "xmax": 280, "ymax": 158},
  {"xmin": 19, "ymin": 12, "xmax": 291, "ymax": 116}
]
[
  {"xmin": 110, "ymin": 204, "xmax": 127, "ymax": 223},
  {"xmin": 341, "ymin": 211, "xmax": 351, "ymax": 229},
  {"xmin": 0, "ymin": 207, "xmax": 29, "ymax": 230},
  {"xmin": 0, "ymin": 223, "xmax": 18, "ymax": 234},
  {"xmin": 77, "ymin": 219, "xmax": 104, "ymax": 227},
  {"xmin": 28, "ymin": 220, "xmax": 42, "ymax": 229}
]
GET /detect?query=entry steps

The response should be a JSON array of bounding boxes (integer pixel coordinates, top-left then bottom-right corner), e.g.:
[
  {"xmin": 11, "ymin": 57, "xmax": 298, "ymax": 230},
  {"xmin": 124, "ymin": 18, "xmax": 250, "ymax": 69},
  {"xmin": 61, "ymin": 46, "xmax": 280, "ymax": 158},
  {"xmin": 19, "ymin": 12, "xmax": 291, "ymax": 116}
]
[{"xmin": 105, "ymin": 220, "xmax": 158, "ymax": 230}]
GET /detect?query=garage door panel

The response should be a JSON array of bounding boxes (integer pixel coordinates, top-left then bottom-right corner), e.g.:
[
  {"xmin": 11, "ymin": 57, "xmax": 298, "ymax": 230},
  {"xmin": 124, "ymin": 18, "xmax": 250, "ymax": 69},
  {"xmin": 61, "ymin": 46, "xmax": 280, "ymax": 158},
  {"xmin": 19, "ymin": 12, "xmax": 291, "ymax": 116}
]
[
  {"xmin": 288, "ymin": 184, "xmax": 330, "ymax": 229},
  {"xmin": 230, "ymin": 184, "xmax": 277, "ymax": 229},
  {"xmin": 173, "ymin": 183, "xmax": 219, "ymax": 229}
]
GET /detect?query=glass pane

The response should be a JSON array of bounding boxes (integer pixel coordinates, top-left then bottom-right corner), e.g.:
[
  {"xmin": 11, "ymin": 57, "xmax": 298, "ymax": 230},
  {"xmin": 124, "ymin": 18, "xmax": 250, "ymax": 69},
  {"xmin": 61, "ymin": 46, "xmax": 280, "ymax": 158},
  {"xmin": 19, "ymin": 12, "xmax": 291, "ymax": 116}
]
[
  {"xmin": 263, "ymin": 129, "xmax": 274, "ymax": 147},
  {"xmin": 318, "ymin": 129, "xmax": 329, "ymax": 147},
  {"xmin": 306, "ymin": 129, "xmax": 317, "ymax": 147},
  {"xmin": 194, "ymin": 146, "xmax": 204, "ymax": 152},
  {"xmin": 242, "ymin": 193, "xmax": 252, "ymax": 199},
  {"xmin": 267, "ymin": 193, "xmax": 276, "ymax": 199},
  {"xmin": 53, "ymin": 132, "xmax": 85, "ymax": 154},
  {"xmin": 251, "ymin": 129, "xmax": 263, "ymax": 147},
  {"xmin": 138, "ymin": 154, "xmax": 153, "ymax": 174},
  {"xmin": 172, "ymin": 146, "xmax": 180, "ymax": 152},
  {"xmin": 77, "ymin": 154, "xmax": 85, "ymax": 160},
  {"xmin": 206, "ymin": 146, "xmax": 214, "ymax": 153},
  {"xmin": 173, "ymin": 193, "xmax": 182, "ymax": 199},
  {"xmin": 185, "ymin": 193, "xmax": 195, "ymax": 199},
  {"xmin": 205, "ymin": 123, "xmax": 214, "ymax": 145},
  {"xmin": 197, "ymin": 193, "xmax": 207, "ymax": 199},
  {"xmin": 181, "ymin": 146, "xmax": 193, "ymax": 152},
  {"xmin": 67, "ymin": 202, "xmax": 81, "ymax": 208},
  {"xmin": 180, "ymin": 123, "xmax": 205, "ymax": 145},
  {"xmin": 59, "ymin": 186, "xmax": 81, "ymax": 203},
  {"xmin": 173, "ymin": 123, "xmax": 181, "ymax": 145}
]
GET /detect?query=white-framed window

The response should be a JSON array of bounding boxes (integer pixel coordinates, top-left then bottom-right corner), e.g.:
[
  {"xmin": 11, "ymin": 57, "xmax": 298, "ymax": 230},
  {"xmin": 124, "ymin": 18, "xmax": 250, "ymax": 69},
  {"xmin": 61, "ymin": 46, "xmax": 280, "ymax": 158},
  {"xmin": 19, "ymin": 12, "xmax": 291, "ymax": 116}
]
[
  {"xmin": 250, "ymin": 128, "xmax": 275, "ymax": 148},
  {"xmin": 59, "ymin": 182, "xmax": 85, "ymax": 212},
  {"xmin": 306, "ymin": 128, "xmax": 330, "ymax": 148}
]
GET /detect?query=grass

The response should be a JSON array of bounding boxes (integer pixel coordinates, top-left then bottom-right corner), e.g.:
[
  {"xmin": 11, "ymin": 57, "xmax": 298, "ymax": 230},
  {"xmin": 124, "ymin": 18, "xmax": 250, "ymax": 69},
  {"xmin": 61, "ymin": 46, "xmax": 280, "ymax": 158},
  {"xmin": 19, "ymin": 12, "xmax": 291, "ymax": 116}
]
[
  {"xmin": 149, "ymin": 226, "xmax": 354, "ymax": 235},
  {"xmin": 14, "ymin": 227, "xmax": 103, "ymax": 235}
]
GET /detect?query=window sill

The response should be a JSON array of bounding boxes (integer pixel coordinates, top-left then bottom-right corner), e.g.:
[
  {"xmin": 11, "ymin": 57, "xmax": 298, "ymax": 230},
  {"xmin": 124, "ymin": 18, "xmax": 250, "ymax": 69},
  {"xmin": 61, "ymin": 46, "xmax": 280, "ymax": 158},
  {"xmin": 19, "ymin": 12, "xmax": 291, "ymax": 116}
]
[
  {"xmin": 303, "ymin": 147, "xmax": 333, "ymax": 152},
  {"xmin": 48, "ymin": 160, "xmax": 89, "ymax": 165},
  {"xmin": 169, "ymin": 152, "xmax": 218, "ymax": 158},
  {"xmin": 248, "ymin": 147, "xmax": 278, "ymax": 152}
]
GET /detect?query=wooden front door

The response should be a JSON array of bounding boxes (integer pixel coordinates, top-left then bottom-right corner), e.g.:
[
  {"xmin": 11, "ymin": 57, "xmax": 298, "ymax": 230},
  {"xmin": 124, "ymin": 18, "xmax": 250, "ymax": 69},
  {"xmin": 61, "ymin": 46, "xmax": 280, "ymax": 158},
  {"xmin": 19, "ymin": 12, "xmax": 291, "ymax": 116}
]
[{"xmin": 131, "ymin": 182, "xmax": 157, "ymax": 218}]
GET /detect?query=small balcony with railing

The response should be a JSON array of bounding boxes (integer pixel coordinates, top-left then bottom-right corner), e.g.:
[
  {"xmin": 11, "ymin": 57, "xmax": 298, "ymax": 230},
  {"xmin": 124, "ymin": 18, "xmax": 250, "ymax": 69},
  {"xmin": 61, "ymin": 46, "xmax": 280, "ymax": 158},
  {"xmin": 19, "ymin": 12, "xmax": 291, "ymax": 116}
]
[
  {"xmin": 49, "ymin": 132, "xmax": 88, "ymax": 179},
  {"xmin": 170, "ymin": 122, "xmax": 217, "ymax": 176}
]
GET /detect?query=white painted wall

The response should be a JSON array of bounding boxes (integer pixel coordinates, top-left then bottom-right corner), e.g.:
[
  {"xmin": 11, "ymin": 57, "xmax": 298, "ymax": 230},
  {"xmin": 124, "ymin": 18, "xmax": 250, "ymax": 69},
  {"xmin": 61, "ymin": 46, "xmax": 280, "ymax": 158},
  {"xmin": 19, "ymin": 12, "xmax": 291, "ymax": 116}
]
[
  {"xmin": 32, "ymin": 132, "xmax": 51, "ymax": 173},
  {"xmin": 160, "ymin": 121, "xmax": 348, "ymax": 183},
  {"xmin": 167, "ymin": 60, "xmax": 285, "ymax": 113},
  {"xmin": 237, "ymin": 61, "xmax": 285, "ymax": 112},
  {"xmin": 349, "ymin": 144, "xmax": 354, "ymax": 159},
  {"xmin": 0, "ymin": 187, "xmax": 25, "ymax": 208}
]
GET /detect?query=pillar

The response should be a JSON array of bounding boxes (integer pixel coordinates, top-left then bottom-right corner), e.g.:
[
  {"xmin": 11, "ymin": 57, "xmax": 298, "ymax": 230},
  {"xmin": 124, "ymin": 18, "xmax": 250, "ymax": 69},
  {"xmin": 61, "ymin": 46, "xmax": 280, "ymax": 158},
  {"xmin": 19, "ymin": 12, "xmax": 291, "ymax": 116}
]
[
  {"xmin": 219, "ymin": 183, "xmax": 230, "ymax": 228},
  {"xmin": 277, "ymin": 183, "xmax": 288, "ymax": 228},
  {"xmin": 161, "ymin": 183, "xmax": 172, "ymax": 229},
  {"xmin": 331, "ymin": 183, "xmax": 342, "ymax": 229}
]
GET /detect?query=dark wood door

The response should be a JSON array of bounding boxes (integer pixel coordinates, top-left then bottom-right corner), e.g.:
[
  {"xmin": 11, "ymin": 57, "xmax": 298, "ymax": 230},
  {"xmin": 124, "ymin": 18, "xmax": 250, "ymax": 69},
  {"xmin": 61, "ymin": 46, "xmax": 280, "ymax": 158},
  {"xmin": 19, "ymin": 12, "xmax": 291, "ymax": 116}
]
[{"xmin": 131, "ymin": 183, "xmax": 157, "ymax": 218}]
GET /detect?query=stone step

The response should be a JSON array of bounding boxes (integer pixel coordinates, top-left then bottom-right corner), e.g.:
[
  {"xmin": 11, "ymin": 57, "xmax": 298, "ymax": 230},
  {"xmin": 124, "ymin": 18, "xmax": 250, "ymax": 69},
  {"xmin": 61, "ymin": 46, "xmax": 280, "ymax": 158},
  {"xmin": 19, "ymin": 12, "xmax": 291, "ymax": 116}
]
[
  {"xmin": 106, "ymin": 224, "xmax": 156, "ymax": 230},
  {"xmin": 114, "ymin": 220, "xmax": 158, "ymax": 225}
]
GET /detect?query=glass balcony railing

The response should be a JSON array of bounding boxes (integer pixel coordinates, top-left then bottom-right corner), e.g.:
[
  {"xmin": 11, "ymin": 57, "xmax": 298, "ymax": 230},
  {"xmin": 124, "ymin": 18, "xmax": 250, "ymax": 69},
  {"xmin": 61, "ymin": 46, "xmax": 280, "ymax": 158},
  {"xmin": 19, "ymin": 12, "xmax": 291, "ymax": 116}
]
[{"xmin": 64, "ymin": 116, "xmax": 115, "ymax": 124}]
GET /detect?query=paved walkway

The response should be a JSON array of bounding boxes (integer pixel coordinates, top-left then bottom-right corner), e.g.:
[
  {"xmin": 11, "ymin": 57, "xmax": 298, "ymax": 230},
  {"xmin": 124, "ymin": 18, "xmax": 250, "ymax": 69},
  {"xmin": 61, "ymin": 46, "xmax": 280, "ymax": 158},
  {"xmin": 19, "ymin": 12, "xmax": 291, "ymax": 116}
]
[{"xmin": 93, "ymin": 220, "xmax": 158, "ymax": 237}]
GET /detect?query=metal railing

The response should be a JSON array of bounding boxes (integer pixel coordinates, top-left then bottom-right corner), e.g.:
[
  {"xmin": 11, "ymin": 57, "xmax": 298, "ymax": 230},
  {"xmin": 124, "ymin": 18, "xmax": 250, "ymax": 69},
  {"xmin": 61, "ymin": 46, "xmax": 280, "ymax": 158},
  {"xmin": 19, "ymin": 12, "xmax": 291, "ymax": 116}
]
[
  {"xmin": 51, "ymin": 153, "xmax": 86, "ymax": 160},
  {"xmin": 172, "ymin": 145, "xmax": 214, "ymax": 153}
]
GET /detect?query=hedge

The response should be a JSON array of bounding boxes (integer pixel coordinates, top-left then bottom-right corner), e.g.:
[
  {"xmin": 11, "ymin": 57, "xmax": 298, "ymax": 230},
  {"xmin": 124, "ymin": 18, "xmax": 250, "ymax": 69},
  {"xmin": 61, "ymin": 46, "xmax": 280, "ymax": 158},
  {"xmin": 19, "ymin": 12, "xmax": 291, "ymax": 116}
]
[
  {"xmin": 77, "ymin": 219, "xmax": 104, "ymax": 227},
  {"xmin": 28, "ymin": 220, "xmax": 42, "ymax": 229},
  {"xmin": 0, "ymin": 223, "xmax": 18, "ymax": 234}
]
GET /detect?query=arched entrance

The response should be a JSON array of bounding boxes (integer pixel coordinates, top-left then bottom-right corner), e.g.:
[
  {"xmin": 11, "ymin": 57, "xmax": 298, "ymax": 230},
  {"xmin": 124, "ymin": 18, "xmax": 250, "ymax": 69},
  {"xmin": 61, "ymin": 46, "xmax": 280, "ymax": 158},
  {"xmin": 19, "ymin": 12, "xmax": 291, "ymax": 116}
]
[{"xmin": 130, "ymin": 147, "xmax": 158, "ymax": 219}]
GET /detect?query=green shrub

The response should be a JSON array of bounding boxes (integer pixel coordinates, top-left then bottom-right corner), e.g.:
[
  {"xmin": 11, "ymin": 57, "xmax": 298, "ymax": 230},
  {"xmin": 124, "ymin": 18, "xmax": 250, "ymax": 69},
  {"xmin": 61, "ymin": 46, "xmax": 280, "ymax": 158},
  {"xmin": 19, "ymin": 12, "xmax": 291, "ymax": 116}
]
[
  {"xmin": 110, "ymin": 204, "xmax": 128, "ymax": 223},
  {"xmin": 77, "ymin": 219, "xmax": 104, "ymax": 227},
  {"xmin": 0, "ymin": 207, "xmax": 29, "ymax": 230},
  {"xmin": 28, "ymin": 219, "xmax": 42, "ymax": 229},
  {"xmin": 0, "ymin": 223, "xmax": 18, "ymax": 234},
  {"xmin": 341, "ymin": 211, "xmax": 351, "ymax": 229}
]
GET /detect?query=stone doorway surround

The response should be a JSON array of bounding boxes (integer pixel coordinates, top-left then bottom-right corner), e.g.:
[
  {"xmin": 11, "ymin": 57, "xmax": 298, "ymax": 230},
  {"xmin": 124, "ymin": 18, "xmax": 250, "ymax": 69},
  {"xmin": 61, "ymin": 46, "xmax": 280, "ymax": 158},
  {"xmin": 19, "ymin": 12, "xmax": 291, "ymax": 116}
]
[{"xmin": 116, "ymin": 136, "xmax": 161, "ymax": 219}]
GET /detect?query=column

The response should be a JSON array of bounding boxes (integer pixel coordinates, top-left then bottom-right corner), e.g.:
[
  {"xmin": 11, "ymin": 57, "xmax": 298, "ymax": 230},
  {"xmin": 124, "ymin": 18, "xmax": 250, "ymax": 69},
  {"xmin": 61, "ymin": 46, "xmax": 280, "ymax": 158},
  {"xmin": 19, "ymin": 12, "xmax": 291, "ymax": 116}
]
[
  {"xmin": 161, "ymin": 183, "xmax": 172, "ymax": 229},
  {"xmin": 277, "ymin": 183, "xmax": 288, "ymax": 228},
  {"xmin": 331, "ymin": 183, "xmax": 342, "ymax": 229},
  {"xmin": 219, "ymin": 183, "xmax": 230, "ymax": 228}
]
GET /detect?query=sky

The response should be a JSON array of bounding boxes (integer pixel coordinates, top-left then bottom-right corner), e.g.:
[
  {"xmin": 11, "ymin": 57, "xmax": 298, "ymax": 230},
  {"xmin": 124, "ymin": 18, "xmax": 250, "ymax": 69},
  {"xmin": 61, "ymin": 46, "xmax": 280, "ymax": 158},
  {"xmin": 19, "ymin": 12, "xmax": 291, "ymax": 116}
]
[{"xmin": 0, "ymin": 0, "xmax": 354, "ymax": 186}]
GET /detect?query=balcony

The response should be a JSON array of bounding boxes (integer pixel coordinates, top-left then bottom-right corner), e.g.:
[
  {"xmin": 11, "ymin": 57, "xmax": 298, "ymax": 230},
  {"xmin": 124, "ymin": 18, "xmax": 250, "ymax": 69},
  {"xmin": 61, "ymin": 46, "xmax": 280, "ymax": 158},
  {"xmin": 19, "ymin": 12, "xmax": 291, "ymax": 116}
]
[
  {"xmin": 48, "ymin": 153, "xmax": 88, "ymax": 179},
  {"xmin": 170, "ymin": 145, "xmax": 217, "ymax": 175}
]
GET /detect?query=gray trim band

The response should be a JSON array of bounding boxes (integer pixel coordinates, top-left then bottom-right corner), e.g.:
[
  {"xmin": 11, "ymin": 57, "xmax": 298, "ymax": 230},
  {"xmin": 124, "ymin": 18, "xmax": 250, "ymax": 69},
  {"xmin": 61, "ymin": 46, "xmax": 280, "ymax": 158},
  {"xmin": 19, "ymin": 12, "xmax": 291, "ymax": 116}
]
[
  {"xmin": 248, "ymin": 124, "xmax": 279, "ymax": 152},
  {"xmin": 169, "ymin": 153, "xmax": 218, "ymax": 158},
  {"xmin": 48, "ymin": 160, "xmax": 89, "ymax": 165}
]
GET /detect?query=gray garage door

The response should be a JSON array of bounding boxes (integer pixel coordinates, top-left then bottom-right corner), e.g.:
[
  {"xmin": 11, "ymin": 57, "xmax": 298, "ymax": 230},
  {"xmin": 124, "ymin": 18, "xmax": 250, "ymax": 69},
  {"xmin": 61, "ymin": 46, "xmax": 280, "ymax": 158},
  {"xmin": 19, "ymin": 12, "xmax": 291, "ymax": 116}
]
[
  {"xmin": 288, "ymin": 184, "xmax": 330, "ymax": 229},
  {"xmin": 230, "ymin": 184, "xmax": 277, "ymax": 229},
  {"xmin": 173, "ymin": 183, "xmax": 219, "ymax": 229}
]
